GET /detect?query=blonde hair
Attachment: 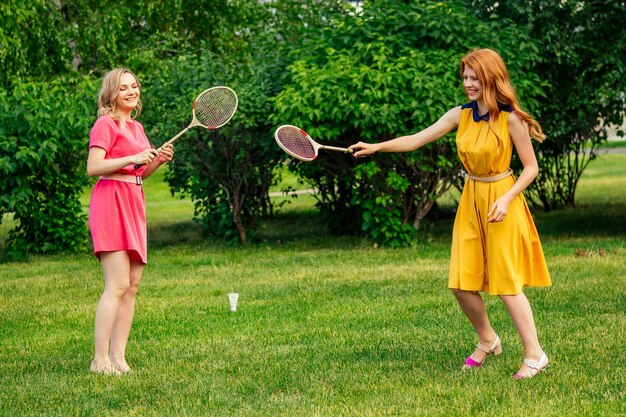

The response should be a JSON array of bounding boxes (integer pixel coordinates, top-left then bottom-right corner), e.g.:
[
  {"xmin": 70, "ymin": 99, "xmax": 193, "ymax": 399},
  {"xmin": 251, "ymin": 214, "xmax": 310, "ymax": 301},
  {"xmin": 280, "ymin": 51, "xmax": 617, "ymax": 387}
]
[
  {"xmin": 461, "ymin": 48, "xmax": 545, "ymax": 142},
  {"xmin": 97, "ymin": 68, "xmax": 142, "ymax": 122}
]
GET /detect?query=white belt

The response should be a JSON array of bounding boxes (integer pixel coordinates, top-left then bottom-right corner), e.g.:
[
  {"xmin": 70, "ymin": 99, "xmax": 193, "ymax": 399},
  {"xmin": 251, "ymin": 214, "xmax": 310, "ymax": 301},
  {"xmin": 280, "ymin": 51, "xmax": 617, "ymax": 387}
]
[
  {"xmin": 467, "ymin": 168, "xmax": 513, "ymax": 183},
  {"xmin": 99, "ymin": 173, "xmax": 143, "ymax": 185}
]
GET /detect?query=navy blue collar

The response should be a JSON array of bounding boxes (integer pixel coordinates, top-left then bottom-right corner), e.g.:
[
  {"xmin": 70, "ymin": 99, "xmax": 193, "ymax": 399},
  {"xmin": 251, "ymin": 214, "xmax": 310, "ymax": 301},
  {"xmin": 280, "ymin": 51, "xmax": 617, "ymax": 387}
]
[{"xmin": 463, "ymin": 101, "xmax": 513, "ymax": 122}]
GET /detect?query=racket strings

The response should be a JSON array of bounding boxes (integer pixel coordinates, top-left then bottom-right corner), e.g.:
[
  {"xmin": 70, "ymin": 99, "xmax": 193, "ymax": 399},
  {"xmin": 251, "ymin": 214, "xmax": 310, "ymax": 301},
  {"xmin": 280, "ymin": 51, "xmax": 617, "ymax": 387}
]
[
  {"xmin": 276, "ymin": 127, "xmax": 317, "ymax": 159},
  {"xmin": 194, "ymin": 87, "xmax": 238, "ymax": 129}
]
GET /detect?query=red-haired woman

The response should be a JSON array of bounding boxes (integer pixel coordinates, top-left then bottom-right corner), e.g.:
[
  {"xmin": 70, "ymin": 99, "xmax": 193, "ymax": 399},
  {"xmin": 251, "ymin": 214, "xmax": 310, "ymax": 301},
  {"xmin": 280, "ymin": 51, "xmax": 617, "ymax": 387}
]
[
  {"xmin": 350, "ymin": 48, "xmax": 551, "ymax": 379},
  {"xmin": 87, "ymin": 68, "xmax": 174, "ymax": 375}
]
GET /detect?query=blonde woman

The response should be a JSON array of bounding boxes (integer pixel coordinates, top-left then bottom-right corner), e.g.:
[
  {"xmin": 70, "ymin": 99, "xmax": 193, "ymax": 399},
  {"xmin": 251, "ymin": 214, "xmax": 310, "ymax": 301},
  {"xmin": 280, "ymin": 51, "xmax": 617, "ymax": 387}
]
[
  {"xmin": 87, "ymin": 68, "xmax": 174, "ymax": 374},
  {"xmin": 350, "ymin": 49, "xmax": 551, "ymax": 379}
]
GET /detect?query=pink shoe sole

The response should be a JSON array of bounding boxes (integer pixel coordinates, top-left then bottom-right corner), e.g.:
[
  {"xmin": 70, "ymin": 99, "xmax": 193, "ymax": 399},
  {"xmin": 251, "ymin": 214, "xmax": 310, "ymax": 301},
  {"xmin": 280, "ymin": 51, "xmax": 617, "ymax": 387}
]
[
  {"xmin": 461, "ymin": 335, "xmax": 502, "ymax": 370},
  {"xmin": 464, "ymin": 356, "xmax": 484, "ymax": 368}
]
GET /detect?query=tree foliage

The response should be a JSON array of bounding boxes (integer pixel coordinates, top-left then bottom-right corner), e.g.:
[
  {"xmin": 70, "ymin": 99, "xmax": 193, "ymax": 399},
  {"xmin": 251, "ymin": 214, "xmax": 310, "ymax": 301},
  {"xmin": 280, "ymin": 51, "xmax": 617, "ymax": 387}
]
[
  {"xmin": 142, "ymin": 51, "xmax": 283, "ymax": 244},
  {"xmin": 468, "ymin": 0, "xmax": 626, "ymax": 210},
  {"xmin": 0, "ymin": 77, "xmax": 98, "ymax": 258},
  {"xmin": 0, "ymin": 0, "xmax": 285, "ymax": 252},
  {"xmin": 150, "ymin": 0, "xmax": 350, "ymax": 244},
  {"xmin": 1, "ymin": 0, "xmax": 623, "ymax": 255},
  {"xmin": 274, "ymin": 0, "xmax": 544, "ymax": 246},
  {"xmin": 58, "ymin": 0, "xmax": 268, "ymax": 74},
  {"xmin": 0, "ymin": 1, "xmax": 72, "ymax": 85}
]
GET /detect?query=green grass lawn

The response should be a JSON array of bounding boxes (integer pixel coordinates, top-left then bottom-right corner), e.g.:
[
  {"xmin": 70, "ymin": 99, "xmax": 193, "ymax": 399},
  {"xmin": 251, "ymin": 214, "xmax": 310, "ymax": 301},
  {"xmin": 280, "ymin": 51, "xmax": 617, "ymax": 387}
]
[
  {"xmin": 601, "ymin": 139, "xmax": 626, "ymax": 149},
  {"xmin": 0, "ymin": 155, "xmax": 625, "ymax": 417}
]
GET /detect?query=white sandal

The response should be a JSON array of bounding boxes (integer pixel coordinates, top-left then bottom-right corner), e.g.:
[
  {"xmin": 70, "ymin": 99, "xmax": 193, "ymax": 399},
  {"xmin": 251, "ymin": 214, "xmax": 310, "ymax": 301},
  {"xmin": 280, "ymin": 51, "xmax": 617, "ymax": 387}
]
[{"xmin": 514, "ymin": 352, "xmax": 549, "ymax": 379}]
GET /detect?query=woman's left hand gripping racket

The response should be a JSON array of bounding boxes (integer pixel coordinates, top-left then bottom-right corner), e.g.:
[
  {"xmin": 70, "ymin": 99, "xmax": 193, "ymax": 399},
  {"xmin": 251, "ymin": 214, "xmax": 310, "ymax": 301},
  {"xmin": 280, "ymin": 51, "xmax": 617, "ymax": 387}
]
[
  {"xmin": 134, "ymin": 86, "xmax": 238, "ymax": 169},
  {"xmin": 274, "ymin": 125, "xmax": 352, "ymax": 162}
]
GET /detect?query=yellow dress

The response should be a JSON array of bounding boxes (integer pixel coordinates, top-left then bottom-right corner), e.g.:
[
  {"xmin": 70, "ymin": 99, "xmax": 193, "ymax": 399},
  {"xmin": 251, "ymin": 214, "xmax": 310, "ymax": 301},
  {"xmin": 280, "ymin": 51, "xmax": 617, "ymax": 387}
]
[{"xmin": 448, "ymin": 101, "xmax": 552, "ymax": 295}]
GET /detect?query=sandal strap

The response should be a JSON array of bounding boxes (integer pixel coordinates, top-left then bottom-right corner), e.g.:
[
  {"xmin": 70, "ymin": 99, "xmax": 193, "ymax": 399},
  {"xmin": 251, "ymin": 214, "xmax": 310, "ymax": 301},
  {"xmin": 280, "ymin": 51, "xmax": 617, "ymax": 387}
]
[
  {"xmin": 523, "ymin": 353, "xmax": 548, "ymax": 370},
  {"xmin": 476, "ymin": 335, "xmax": 500, "ymax": 354}
]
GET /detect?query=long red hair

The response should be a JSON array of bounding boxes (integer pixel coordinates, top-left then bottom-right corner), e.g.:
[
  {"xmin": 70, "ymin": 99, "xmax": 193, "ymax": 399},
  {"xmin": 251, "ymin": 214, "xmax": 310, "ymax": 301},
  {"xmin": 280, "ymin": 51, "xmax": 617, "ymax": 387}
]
[{"xmin": 461, "ymin": 48, "xmax": 545, "ymax": 142}]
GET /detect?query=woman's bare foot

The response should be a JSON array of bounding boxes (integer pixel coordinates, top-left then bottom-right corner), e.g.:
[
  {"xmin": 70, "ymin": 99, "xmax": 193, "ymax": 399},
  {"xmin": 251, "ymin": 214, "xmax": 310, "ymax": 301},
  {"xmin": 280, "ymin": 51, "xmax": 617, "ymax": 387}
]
[
  {"xmin": 514, "ymin": 352, "xmax": 549, "ymax": 379},
  {"xmin": 90, "ymin": 358, "xmax": 121, "ymax": 375},
  {"xmin": 109, "ymin": 356, "xmax": 131, "ymax": 373}
]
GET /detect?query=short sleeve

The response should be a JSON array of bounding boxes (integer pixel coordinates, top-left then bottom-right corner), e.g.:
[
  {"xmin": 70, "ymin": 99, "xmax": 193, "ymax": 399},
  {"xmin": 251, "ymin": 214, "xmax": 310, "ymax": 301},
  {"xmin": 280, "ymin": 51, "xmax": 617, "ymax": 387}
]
[{"xmin": 89, "ymin": 116, "xmax": 117, "ymax": 152}]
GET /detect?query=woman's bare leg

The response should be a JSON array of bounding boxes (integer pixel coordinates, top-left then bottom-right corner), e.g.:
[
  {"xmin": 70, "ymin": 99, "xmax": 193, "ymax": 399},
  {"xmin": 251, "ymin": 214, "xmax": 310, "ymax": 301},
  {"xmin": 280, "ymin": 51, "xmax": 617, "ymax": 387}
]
[
  {"xmin": 451, "ymin": 289, "xmax": 498, "ymax": 363},
  {"xmin": 91, "ymin": 251, "xmax": 131, "ymax": 374},
  {"xmin": 109, "ymin": 261, "xmax": 144, "ymax": 372},
  {"xmin": 500, "ymin": 292, "xmax": 546, "ymax": 376}
]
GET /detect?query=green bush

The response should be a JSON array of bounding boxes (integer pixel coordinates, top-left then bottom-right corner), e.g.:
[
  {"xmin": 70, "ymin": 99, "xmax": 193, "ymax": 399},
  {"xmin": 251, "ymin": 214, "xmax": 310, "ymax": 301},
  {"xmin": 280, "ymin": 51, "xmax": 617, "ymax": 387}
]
[
  {"xmin": 0, "ymin": 77, "xmax": 98, "ymax": 258},
  {"xmin": 140, "ymin": 51, "xmax": 283, "ymax": 244},
  {"xmin": 468, "ymin": 0, "xmax": 626, "ymax": 210},
  {"xmin": 273, "ymin": 0, "xmax": 543, "ymax": 246}
]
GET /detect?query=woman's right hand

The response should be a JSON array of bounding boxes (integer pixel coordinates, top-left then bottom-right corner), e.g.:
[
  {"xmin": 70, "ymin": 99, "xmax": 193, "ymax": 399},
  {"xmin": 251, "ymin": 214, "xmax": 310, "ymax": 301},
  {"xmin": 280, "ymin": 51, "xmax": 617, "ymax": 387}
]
[
  {"xmin": 349, "ymin": 142, "xmax": 378, "ymax": 158},
  {"xmin": 131, "ymin": 148, "xmax": 159, "ymax": 166}
]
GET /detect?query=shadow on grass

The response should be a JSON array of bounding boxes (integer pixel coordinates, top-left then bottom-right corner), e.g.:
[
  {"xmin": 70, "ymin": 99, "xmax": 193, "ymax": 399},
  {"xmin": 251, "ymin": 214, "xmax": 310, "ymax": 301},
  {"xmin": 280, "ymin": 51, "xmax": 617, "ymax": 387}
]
[
  {"xmin": 255, "ymin": 209, "xmax": 331, "ymax": 243},
  {"xmin": 148, "ymin": 220, "xmax": 204, "ymax": 248},
  {"xmin": 535, "ymin": 202, "xmax": 626, "ymax": 239},
  {"xmin": 146, "ymin": 209, "xmax": 340, "ymax": 249},
  {"xmin": 146, "ymin": 207, "xmax": 372, "ymax": 250},
  {"xmin": 147, "ymin": 200, "xmax": 626, "ymax": 251}
]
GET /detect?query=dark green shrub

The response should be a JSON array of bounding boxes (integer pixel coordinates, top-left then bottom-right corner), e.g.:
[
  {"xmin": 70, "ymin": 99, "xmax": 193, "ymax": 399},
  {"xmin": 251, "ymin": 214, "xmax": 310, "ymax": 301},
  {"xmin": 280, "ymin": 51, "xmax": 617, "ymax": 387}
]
[
  {"xmin": 274, "ymin": 0, "xmax": 543, "ymax": 246},
  {"xmin": 0, "ymin": 77, "xmax": 98, "ymax": 258}
]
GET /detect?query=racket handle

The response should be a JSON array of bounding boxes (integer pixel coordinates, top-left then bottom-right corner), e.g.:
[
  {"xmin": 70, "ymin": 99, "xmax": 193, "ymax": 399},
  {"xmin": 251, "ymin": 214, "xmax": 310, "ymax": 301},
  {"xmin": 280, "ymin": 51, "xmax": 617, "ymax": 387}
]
[
  {"xmin": 133, "ymin": 146, "xmax": 163, "ymax": 170},
  {"xmin": 320, "ymin": 145, "xmax": 353, "ymax": 153},
  {"xmin": 132, "ymin": 126, "xmax": 189, "ymax": 169}
]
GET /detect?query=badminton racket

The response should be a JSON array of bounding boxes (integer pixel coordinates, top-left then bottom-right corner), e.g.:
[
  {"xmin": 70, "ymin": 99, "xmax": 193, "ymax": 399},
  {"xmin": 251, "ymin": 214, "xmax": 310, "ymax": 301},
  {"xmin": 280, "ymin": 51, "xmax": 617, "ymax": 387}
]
[
  {"xmin": 134, "ymin": 86, "xmax": 238, "ymax": 169},
  {"xmin": 274, "ymin": 125, "xmax": 352, "ymax": 162}
]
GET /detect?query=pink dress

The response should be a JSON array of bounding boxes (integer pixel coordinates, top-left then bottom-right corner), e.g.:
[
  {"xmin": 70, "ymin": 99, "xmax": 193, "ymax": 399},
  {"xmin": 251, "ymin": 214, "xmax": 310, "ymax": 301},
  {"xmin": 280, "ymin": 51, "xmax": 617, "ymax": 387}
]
[{"xmin": 88, "ymin": 116, "xmax": 151, "ymax": 264}]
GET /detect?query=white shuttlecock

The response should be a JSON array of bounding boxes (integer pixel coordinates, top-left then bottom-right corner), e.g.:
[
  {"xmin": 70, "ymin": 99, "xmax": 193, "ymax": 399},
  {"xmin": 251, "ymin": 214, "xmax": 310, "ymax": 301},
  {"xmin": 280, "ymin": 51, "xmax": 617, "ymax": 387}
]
[{"xmin": 228, "ymin": 293, "xmax": 239, "ymax": 312}]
